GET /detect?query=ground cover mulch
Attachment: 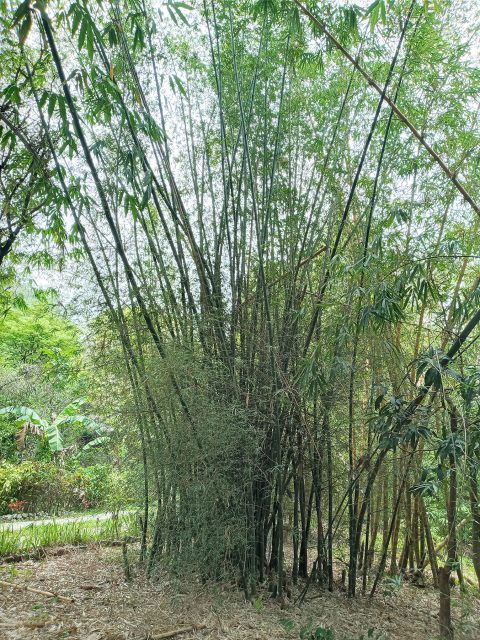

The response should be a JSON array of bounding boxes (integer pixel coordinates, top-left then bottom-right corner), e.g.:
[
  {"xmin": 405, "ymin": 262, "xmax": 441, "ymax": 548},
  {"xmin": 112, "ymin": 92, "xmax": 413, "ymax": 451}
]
[{"xmin": 0, "ymin": 546, "xmax": 479, "ymax": 639}]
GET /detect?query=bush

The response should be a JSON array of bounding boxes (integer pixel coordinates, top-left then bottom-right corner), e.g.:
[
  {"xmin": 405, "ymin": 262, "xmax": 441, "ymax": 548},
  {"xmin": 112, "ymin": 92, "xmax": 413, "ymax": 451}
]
[
  {"xmin": 106, "ymin": 468, "xmax": 138, "ymax": 511},
  {"xmin": 0, "ymin": 416, "xmax": 18, "ymax": 463},
  {"xmin": 136, "ymin": 346, "xmax": 260, "ymax": 579},
  {"xmin": 0, "ymin": 462, "xmax": 110, "ymax": 514},
  {"xmin": 80, "ymin": 464, "xmax": 111, "ymax": 508}
]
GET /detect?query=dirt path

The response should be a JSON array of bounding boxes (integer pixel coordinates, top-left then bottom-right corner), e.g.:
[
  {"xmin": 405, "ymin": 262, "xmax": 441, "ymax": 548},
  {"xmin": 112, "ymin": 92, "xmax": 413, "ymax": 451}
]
[{"xmin": 0, "ymin": 546, "xmax": 479, "ymax": 639}]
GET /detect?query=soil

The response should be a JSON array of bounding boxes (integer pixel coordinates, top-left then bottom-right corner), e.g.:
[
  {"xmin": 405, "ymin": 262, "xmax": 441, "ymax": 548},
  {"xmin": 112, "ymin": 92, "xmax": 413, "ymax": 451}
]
[{"xmin": 0, "ymin": 546, "xmax": 479, "ymax": 640}]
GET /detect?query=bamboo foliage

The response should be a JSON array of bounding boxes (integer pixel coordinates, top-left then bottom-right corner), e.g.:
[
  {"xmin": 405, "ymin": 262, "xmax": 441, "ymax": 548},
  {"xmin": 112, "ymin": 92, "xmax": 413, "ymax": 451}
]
[{"xmin": 2, "ymin": 0, "xmax": 480, "ymax": 610}]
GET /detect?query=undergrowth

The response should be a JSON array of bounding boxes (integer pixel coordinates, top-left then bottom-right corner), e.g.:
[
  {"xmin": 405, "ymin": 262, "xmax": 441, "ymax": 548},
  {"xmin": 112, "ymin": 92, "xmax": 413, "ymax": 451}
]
[
  {"xmin": 0, "ymin": 512, "xmax": 140, "ymax": 556},
  {"xmin": 279, "ymin": 619, "xmax": 384, "ymax": 640}
]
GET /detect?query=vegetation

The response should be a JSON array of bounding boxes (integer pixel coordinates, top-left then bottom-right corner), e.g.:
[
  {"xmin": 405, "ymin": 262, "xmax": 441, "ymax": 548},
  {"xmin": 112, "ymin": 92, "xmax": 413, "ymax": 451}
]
[
  {"xmin": 0, "ymin": 512, "xmax": 140, "ymax": 556},
  {"xmin": 1, "ymin": 0, "xmax": 480, "ymax": 638},
  {"xmin": 0, "ymin": 461, "xmax": 112, "ymax": 514},
  {"xmin": 0, "ymin": 300, "xmax": 115, "ymax": 514}
]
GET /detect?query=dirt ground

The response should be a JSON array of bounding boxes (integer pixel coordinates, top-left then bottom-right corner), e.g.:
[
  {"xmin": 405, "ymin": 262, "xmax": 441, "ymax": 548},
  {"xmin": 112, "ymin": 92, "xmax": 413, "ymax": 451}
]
[{"xmin": 0, "ymin": 546, "xmax": 479, "ymax": 640}]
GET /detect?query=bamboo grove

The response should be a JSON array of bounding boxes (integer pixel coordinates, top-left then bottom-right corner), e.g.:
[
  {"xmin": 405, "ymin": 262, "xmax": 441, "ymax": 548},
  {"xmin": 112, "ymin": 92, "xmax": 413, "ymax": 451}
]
[{"xmin": 1, "ymin": 0, "xmax": 480, "ymax": 615}]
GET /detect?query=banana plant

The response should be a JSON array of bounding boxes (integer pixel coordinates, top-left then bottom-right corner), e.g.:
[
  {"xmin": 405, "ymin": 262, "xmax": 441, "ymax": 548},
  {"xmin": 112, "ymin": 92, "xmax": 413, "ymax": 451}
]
[{"xmin": 0, "ymin": 399, "xmax": 110, "ymax": 455}]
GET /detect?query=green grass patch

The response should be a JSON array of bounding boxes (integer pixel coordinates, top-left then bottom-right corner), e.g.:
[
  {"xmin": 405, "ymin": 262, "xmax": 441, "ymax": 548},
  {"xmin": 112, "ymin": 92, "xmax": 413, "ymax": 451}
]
[{"xmin": 0, "ymin": 512, "xmax": 140, "ymax": 556}]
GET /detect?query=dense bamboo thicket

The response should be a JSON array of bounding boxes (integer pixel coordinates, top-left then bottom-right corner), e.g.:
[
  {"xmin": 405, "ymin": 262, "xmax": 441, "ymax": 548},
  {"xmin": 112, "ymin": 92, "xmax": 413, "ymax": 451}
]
[{"xmin": 1, "ymin": 0, "xmax": 480, "ymax": 624}]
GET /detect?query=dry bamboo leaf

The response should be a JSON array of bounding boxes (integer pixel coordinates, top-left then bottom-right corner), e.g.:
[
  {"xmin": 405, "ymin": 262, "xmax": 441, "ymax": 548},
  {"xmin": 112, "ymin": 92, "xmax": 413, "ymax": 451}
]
[
  {"xmin": 0, "ymin": 579, "xmax": 74, "ymax": 602},
  {"xmin": 143, "ymin": 625, "xmax": 207, "ymax": 640},
  {"xmin": 80, "ymin": 584, "xmax": 103, "ymax": 591}
]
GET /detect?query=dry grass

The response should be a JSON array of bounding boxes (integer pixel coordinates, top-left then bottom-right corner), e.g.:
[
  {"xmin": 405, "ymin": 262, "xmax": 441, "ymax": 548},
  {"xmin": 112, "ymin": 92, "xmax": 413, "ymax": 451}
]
[{"xmin": 0, "ymin": 546, "xmax": 479, "ymax": 640}]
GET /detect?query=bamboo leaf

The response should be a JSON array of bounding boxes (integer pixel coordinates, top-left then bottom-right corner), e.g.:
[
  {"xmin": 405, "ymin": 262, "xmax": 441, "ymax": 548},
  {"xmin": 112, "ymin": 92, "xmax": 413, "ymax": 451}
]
[
  {"xmin": 47, "ymin": 93, "xmax": 57, "ymax": 118},
  {"xmin": 133, "ymin": 25, "xmax": 145, "ymax": 51},
  {"xmin": 70, "ymin": 5, "xmax": 82, "ymax": 35},
  {"xmin": 12, "ymin": 0, "xmax": 30, "ymax": 26},
  {"xmin": 173, "ymin": 75, "xmax": 187, "ymax": 97},
  {"xmin": 18, "ymin": 12, "xmax": 32, "ymax": 44},
  {"xmin": 86, "ymin": 23, "xmax": 94, "ymax": 59},
  {"xmin": 78, "ymin": 16, "xmax": 88, "ymax": 50}
]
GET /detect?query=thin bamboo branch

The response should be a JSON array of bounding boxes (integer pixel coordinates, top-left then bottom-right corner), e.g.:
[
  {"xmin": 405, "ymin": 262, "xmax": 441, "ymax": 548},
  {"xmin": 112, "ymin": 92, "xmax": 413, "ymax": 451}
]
[{"xmin": 293, "ymin": 0, "xmax": 480, "ymax": 216}]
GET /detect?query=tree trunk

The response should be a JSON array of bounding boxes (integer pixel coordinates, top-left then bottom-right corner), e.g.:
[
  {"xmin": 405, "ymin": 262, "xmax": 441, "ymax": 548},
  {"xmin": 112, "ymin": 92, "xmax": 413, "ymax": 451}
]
[
  {"xmin": 469, "ymin": 463, "xmax": 480, "ymax": 588},
  {"xmin": 439, "ymin": 566, "xmax": 453, "ymax": 639},
  {"xmin": 438, "ymin": 402, "xmax": 458, "ymax": 639},
  {"xmin": 420, "ymin": 501, "xmax": 438, "ymax": 588}
]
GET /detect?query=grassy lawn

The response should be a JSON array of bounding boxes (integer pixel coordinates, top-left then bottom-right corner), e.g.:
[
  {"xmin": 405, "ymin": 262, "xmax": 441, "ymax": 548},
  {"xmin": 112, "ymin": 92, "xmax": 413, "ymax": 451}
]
[{"xmin": 0, "ymin": 512, "xmax": 140, "ymax": 556}]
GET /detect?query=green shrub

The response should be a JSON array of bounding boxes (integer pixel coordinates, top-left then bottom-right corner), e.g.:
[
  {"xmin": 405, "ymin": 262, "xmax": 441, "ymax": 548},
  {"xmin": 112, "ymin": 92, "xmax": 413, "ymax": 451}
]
[
  {"xmin": 0, "ymin": 416, "xmax": 18, "ymax": 463},
  {"xmin": 0, "ymin": 461, "xmax": 111, "ymax": 514},
  {"xmin": 106, "ymin": 467, "xmax": 141, "ymax": 511},
  {"xmin": 80, "ymin": 464, "xmax": 111, "ymax": 507}
]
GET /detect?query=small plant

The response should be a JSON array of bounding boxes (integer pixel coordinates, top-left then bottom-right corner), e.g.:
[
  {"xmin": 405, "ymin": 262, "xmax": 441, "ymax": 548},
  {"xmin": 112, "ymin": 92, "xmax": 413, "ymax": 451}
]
[
  {"xmin": 309, "ymin": 628, "xmax": 334, "ymax": 640},
  {"xmin": 253, "ymin": 596, "xmax": 263, "ymax": 612},
  {"xmin": 279, "ymin": 618, "xmax": 294, "ymax": 632},
  {"xmin": 25, "ymin": 611, "xmax": 49, "ymax": 629},
  {"xmin": 282, "ymin": 621, "xmax": 382, "ymax": 640},
  {"xmin": 356, "ymin": 629, "xmax": 383, "ymax": 640},
  {"xmin": 299, "ymin": 619, "xmax": 333, "ymax": 640},
  {"xmin": 381, "ymin": 574, "xmax": 403, "ymax": 597}
]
